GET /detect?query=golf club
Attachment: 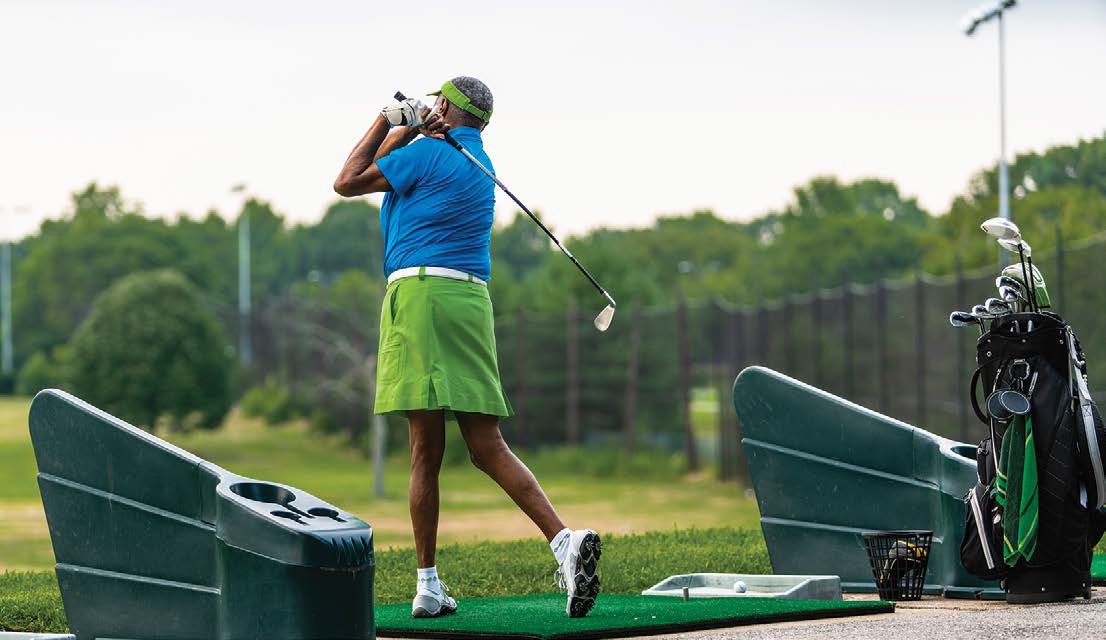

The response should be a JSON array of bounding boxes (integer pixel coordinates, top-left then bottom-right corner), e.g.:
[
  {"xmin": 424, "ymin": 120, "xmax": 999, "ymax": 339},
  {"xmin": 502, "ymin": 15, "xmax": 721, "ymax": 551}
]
[
  {"xmin": 996, "ymin": 275, "xmax": 1027, "ymax": 298},
  {"xmin": 984, "ymin": 297, "xmax": 1011, "ymax": 316},
  {"xmin": 998, "ymin": 285, "xmax": 1027, "ymax": 311},
  {"xmin": 950, "ymin": 310, "xmax": 985, "ymax": 335},
  {"xmin": 394, "ymin": 92, "xmax": 617, "ymax": 332},
  {"xmin": 970, "ymin": 305, "xmax": 1001, "ymax": 328},
  {"xmin": 983, "ymin": 217, "xmax": 1038, "ymax": 313},
  {"xmin": 980, "ymin": 217, "xmax": 1020, "ymax": 241},
  {"xmin": 996, "ymin": 237, "xmax": 1038, "ymax": 312},
  {"xmin": 1001, "ymin": 263, "xmax": 1051, "ymax": 310}
]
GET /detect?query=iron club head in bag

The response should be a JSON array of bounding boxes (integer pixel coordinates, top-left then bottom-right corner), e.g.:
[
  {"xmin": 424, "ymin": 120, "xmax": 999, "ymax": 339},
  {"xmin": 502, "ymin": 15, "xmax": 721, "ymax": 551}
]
[
  {"xmin": 999, "ymin": 285, "xmax": 1028, "ymax": 312},
  {"xmin": 986, "ymin": 389, "xmax": 1031, "ymax": 423},
  {"xmin": 996, "ymin": 275, "xmax": 1028, "ymax": 302},
  {"xmin": 983, "ymin": 216, "xmax": 1037, "ymax": 313},
  {"xmin": 1000, "ymin": 263, "xmax": 1051, "ymax": 310},
  {"xmin": 984, "ymin": 297, "xmax": 1011, "ymax": 316},
  {"xmin": 997, "ymin": 237, "xmax": 1039, "ymax": 312},
  {"xmin": 950, "ymin": 310, "xmax": 985, "ymax": 335}
]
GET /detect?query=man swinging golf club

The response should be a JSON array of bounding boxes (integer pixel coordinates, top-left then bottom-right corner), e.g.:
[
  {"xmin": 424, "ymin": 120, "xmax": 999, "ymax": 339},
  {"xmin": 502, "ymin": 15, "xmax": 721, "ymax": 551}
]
[{"xmin": 333, "ymin": 76, "xmax": 601, "ymax": 619}]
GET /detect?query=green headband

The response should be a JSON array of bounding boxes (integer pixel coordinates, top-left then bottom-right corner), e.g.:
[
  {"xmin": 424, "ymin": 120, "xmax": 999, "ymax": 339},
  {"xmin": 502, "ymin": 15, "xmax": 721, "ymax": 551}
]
[{"xmin": 430, "ymin": 80, "xmax": 492, "ymax": 124}]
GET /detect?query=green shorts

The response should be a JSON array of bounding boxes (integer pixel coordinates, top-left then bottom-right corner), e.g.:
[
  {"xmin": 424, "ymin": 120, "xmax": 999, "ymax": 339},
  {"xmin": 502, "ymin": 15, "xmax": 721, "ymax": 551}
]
[{"xmin": 374, "ymin": 274, "xmax": 513, "ymax": 417}]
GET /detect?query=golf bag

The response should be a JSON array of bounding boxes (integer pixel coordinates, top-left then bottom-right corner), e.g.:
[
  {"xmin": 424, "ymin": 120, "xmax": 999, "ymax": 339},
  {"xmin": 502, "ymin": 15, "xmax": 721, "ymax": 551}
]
[{"xmin": 961, "ymin": 311, "xmax": 1106, "ymax": 602}]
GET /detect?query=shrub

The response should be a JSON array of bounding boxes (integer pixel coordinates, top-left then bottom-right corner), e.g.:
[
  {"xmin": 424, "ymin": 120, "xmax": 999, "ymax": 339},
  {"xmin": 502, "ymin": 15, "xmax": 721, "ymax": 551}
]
[
  {"xmin": 240, "ymin": 378, "xmax": 303, "ymax": 425},
  {"xmin": 67, "ymin": 270, "xmax": 232, "ymax": 430},
  {"xmin": 15, "ymin": 348, "xmax": 68, "ymax": 396},
  {"xmin": 523, "ymin": 446, "xmax": 687, "ymax": 480}
]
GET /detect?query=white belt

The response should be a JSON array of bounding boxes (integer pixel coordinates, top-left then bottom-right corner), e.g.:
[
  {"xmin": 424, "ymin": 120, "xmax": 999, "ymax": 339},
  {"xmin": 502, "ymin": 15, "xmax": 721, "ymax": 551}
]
[{"xmin": 387, "ymin": 266, "xmax": 487, "ymax": 287}]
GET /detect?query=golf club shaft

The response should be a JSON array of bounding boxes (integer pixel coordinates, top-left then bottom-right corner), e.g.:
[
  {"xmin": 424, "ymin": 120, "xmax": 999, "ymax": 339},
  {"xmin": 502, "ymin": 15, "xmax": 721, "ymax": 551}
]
[
  {"xmin": 1025, "ymin": 255, "xmax": 1039, "ymax": 312},
  {"xmin": 1016, "ymin": 247, "xmax": 1035, "ymax": 312},
  {"xmin": 394, "ymin": 92, "xmax": 614, "ymax": 308},
  {"xmin": 442, "ymin": 136, "xmax": 617, "ymax": 309}
]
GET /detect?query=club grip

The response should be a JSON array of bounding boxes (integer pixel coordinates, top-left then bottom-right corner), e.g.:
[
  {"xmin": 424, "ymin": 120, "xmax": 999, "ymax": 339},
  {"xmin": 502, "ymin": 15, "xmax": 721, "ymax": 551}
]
[{"xmin": 394, "ymin": 92, "xmax": 407, "ymax": 101}]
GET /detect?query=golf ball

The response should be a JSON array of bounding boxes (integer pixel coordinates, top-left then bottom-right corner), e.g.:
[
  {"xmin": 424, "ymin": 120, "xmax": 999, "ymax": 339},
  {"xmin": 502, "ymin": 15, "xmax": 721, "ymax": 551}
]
[{"xmin": 733, "ymin": 580, "xmax": 747, "ymax": 593}]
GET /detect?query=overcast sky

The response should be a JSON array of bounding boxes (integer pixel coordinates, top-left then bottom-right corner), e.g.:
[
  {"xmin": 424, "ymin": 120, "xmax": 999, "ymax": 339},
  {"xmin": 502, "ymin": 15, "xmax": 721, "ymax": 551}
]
[{"xmin": 2, "ymin": 0, "xmax": 1104, "ymax": 240}]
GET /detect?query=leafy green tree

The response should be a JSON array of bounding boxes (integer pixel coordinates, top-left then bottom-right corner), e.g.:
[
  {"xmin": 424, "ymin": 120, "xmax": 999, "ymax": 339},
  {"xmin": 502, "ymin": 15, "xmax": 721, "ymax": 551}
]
[
  {"xmin": 784, "ymin": 176, "xmax": 930, "ymax": 227},
  {"xmin": 68, "ymin": 270, "xmax": 232, "ymax": 430},
  {"xmin": 742, "ymin": 177, "xmax": 933, "ymax": 296},
  {"xmin": 290, "ymin": 199, "xmax": 384, "ymax": 280},
  {"xmin": 492, "ymin": 211, "xmax": 553, "ymax": 280},
  {"xmin": 924, "ymin": 184, "xmax": 1106, "ymax": 275},
  {"xmin": 13, "ymin": 184, "xmax": 184, "ymax": 363},
  {"xmin": 238, "ymin": 198, "xmax": 295, "ymax": 301},
  {"xmin": 966, "ymin": 133, "xmax": 1106, "ymax": 202},
  {"xmin": 15, "ymin": 347, "xmax": 68, "ymax": 396}
]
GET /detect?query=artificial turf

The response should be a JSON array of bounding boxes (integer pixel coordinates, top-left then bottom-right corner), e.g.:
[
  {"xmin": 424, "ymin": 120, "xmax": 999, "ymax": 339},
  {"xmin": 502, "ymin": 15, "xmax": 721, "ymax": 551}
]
[
  {"xmin": 374, "ymin": 593, "xmax": 894, "ymax": 640},
  {"xmin": 1093, "ymin": 554, "xmax": 1105, "ymax": 585}
]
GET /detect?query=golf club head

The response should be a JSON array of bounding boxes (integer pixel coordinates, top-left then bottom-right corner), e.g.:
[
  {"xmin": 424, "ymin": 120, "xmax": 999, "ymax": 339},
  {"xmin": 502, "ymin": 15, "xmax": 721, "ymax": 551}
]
[
  {"xmin": 986, "ymin": 389, "xmax": 1031, "ymax": 423},
  {"xmin": 971, "ymin": 304, "xmax": 990, "ymax": 318},
  {"xmin": 997, "ymin": 237, "xmax": 1031, "ymax": 257},
  {"xmin": 984, "ymin": 298, "xmax": 1010, "ymax": 315},
  {"xmin": 949, "ymin": 311, "xmax": 978, "ymax": 327},
  {"xmin": 998, "ymin": 286, "xmax": 1025, "ymax": 310},
  {"xmin": 995, "ymin": 275, "xmax": 1026, "ymax": 295},
  {"xmin": 594, "ymin": 305, "xmax": 616, "ymax": 332},
  {"xmin": 981, "ymin": 217, "xmax": 1021, "ymax": 241},
  {"xmin": 1000, "ymin": 263, "xmax": 1051, "ymax": 308}
]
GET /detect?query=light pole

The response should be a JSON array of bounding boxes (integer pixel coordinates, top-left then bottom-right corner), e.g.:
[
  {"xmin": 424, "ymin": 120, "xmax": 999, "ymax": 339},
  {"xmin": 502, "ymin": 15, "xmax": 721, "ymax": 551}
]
[
  {"xmin": 0, "ymin": 206, "xmax": 30, "ymax": 376},
  {"xmin": 962, "ymin": 0, "xmax": 1017, "ymax": 225},
  {"xmin": 231, "ymin": 184, "xmax": 252, "ymax": 366}
]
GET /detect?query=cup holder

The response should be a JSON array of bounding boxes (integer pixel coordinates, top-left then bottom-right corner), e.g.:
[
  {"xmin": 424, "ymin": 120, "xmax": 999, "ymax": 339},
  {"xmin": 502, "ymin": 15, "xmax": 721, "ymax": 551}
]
[
  {"xmin": 950, "ymin": 444, "xmax": 977, "ymax": 460},
  {"xmin": 308, "ymin": 507, "xmax": 345, "ymax": 523},
  {"xmin": 271, "ymin": 510, "xmax": 305, "ymax": 524},
  {"xmin": 231, "ymin": 481, "xmax": 318, "ymax": 519},
  {"xmin": 229, "ymin": 481, "xmax": 346, "ymax": 523},
  {"xmin": 231, "ymin": 482, "xmax": 297, "ymax": 505}
]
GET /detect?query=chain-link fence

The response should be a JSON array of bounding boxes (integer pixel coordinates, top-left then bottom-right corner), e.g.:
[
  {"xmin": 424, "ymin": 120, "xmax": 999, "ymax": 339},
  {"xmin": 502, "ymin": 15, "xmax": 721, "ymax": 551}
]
[{"xmin": 241, "ymin": 231, "xmax": 1106, "ymax": 483}]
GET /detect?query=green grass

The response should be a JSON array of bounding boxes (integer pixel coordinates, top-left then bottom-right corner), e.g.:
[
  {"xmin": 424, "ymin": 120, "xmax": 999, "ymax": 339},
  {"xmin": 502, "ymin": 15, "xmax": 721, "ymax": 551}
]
[
  {"xmin": 0, "ymin": 394, "xmax": 759, "ymax": 570},
  {"xmin": 0, "ymin": 571, "xmax": 66, "ymax": 634},
  {"xmin": 1, "ymin": 527, "xmax": 769, "ymax": 634}
]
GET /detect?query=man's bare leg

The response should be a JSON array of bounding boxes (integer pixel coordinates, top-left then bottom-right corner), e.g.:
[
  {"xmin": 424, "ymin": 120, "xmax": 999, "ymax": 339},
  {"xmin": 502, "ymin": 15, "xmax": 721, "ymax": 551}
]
[
  {"xmin": 408, "ymin": 409, "xmax": 446, "ymax": 567},
  {"xmin": 455, "ymin": 411, "xmax": 565, "ymax": 541}
]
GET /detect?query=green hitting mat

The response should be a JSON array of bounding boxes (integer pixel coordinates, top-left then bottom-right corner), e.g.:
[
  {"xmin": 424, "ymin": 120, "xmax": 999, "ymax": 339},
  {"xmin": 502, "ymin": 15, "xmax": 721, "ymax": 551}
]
[
  {"xmin": 1093, "ymin": 554, "xmax": 1105, "ymax": 585},
  {"xmin": 374, "ymin": 593, "xmax": 894, "ymax": 640}
]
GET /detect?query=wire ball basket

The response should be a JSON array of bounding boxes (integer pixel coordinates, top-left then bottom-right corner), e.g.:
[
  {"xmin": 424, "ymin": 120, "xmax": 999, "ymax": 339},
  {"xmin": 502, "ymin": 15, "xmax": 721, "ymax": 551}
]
[{"xmin": 862, "ymin": 530, "xmax": 933, "ymax": 601}]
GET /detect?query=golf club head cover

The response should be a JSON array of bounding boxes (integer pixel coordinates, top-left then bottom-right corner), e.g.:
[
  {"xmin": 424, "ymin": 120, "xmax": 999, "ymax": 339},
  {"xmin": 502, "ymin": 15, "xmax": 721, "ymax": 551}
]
[{"xmin": 382, "ymin": 98, "xmax": 427, "ymax": 127}]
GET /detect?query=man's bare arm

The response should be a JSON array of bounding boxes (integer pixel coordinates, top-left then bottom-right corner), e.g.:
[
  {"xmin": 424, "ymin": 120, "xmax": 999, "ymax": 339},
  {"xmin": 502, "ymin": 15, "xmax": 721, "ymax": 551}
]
[{"xmin": 333, "ymin": 114, "xmax": 420, "ymax": 197}]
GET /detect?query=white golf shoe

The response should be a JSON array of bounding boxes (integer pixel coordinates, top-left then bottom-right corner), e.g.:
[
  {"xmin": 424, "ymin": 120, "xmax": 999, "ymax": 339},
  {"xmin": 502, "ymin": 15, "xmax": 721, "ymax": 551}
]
[
  {"xmin": 554, "ymin": 529, "xmax": 602, "ymax": 617},
  {"xmin": 411, "ymin": 582, "xmax": 457, "ymax": 618}
]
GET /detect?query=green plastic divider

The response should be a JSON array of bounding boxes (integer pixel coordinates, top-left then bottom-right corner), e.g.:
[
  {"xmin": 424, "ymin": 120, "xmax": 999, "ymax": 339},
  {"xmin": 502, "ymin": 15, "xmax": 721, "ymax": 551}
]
[
  {"xmin": 29, "ymin": 389, "xmax": 376, "ymax": 639},
  {"xmin": 734, "ymin": 366, "xmax": 1003, "ymax": 599},
  {"xmin": 374, "ymin": 593, "xmax": 893, "ymax": 640}
]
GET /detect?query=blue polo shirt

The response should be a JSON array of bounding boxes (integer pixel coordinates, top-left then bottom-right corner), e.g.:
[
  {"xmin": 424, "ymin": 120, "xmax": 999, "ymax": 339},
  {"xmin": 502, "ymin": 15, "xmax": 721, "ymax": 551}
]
[{"xmin": 376, "ymin": 126, "xmax": 495, "ymax": 281}]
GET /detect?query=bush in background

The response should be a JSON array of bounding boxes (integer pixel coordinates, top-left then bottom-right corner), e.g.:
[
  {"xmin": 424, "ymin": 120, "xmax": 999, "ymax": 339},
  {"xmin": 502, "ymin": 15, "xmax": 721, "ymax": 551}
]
[
  {"xmin": 67, "ymin": 269, "xmax": 233, "ymax": 430},
  {"xmin": 240, "ymin": 378, "xmax": 304, "ymax": 425},
  {"xmin": 15, "ymin": 348, "xmax": 68, "ymax": 396}
]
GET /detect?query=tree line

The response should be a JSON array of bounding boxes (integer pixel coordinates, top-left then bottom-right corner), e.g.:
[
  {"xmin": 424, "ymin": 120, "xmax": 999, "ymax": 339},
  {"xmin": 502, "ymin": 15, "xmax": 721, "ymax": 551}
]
[{"xmin": 3, "ymin": 133, "xmax": 1105, "ymax": 431}]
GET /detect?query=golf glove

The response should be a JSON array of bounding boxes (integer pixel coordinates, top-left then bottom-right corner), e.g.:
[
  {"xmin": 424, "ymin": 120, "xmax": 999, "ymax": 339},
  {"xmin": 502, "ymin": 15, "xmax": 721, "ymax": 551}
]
[{"xmin": 382, "ymin": 98, "xmax": 428, "ymax": 127}]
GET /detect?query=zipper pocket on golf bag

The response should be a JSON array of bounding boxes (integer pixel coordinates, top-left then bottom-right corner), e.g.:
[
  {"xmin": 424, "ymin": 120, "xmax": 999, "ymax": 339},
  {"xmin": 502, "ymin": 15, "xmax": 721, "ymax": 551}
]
[{"xmin": 961, "ymin": 482, "xmax": 1007, "ymax": 580}]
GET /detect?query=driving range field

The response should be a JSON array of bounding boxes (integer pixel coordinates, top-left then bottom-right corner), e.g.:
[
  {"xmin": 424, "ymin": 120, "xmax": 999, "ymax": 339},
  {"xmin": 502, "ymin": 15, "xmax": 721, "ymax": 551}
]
[
  {"xmin": 0, "ymin": 394, "xmax": 760, "ymax": 572},
  {"xmin": 4, "ymin": 394, "xmax": 1105, "ymax": 638}
]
